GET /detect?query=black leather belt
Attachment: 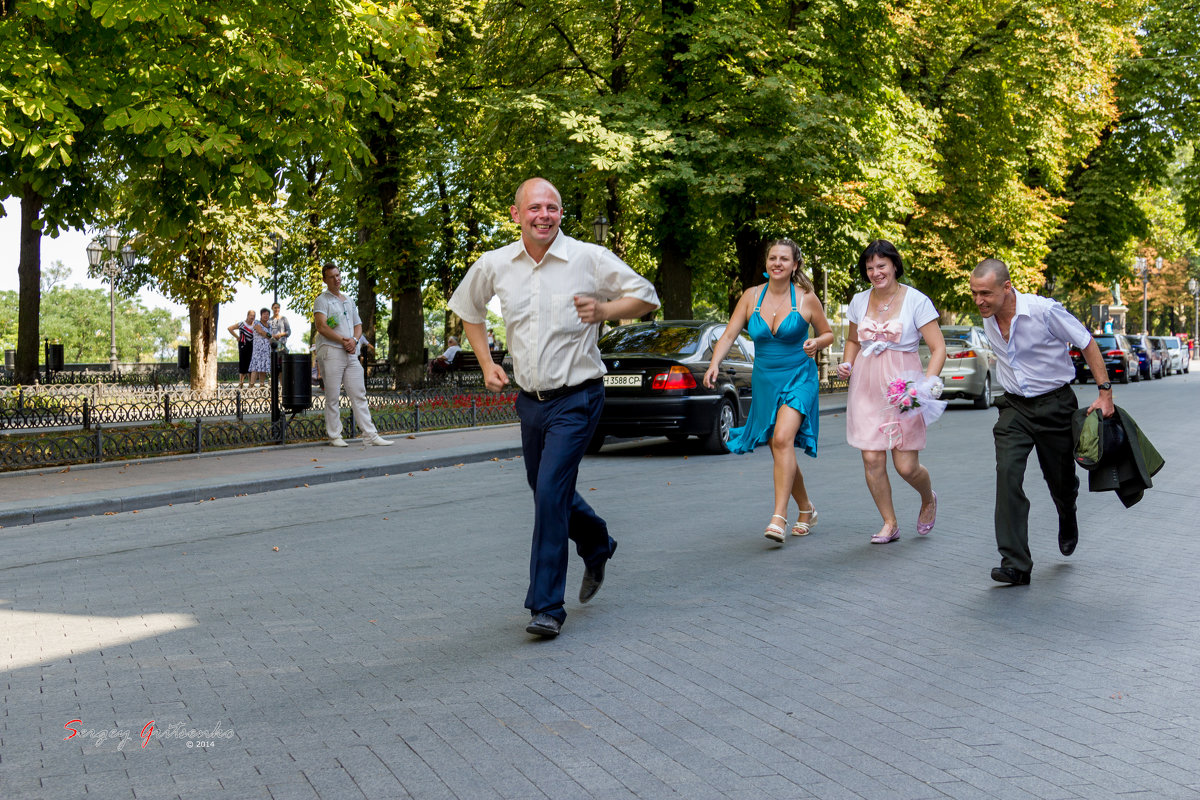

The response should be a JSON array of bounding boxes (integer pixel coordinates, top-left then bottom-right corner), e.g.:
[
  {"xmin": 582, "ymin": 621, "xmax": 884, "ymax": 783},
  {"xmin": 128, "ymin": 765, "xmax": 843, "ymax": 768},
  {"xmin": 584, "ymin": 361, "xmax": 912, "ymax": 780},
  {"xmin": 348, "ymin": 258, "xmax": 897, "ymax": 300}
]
[
  {"xmin": 520, "ymin": 377, "xmax": 603, "ymax": 402},
  {"xmin": 1005, "ymin": 382, "xmax": 1072, "ymax": 402}
]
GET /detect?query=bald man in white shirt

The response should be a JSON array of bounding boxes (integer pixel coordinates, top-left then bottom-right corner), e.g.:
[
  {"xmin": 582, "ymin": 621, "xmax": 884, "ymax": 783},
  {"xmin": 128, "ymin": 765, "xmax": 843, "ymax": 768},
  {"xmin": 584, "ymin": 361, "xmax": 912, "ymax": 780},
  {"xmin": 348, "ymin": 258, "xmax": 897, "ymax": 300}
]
[
  {"xmin": 970, "ymin": 258, "xmax": 1114, "ymax": 586},
  {"xmin": 449, "ymin": 178, "xmax": 659, "ymax": 637}
]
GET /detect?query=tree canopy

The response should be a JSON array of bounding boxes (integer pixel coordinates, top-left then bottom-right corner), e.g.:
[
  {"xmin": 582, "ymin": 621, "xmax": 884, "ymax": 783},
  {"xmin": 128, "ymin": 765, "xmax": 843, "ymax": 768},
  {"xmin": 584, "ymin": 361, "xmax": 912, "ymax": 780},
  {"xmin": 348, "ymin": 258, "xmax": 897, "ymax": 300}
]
[{"xmin": 6, "ymin": 0, "xmax": 1200, "ymax": 386}]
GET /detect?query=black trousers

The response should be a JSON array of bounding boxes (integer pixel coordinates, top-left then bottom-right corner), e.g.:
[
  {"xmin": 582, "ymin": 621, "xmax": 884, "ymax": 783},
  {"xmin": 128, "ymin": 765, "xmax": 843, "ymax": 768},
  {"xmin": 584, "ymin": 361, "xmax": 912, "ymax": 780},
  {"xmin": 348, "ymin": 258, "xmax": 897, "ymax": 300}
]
[
  {"xmin": 516, "ymin": 381, "xmax": 616, "ymax": 623},
  {"xmin": 992, "ymin": 384, "xmax": 1079, "ymax": 573}
]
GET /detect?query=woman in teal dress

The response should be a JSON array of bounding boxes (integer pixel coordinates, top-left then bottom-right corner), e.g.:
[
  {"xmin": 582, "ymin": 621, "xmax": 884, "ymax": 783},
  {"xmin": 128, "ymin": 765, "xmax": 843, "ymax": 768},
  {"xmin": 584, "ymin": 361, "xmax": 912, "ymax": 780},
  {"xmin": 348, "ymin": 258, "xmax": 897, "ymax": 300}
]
[{"xmin": 704, "ymin": 239, "xmax": 835, "ymax": 544}]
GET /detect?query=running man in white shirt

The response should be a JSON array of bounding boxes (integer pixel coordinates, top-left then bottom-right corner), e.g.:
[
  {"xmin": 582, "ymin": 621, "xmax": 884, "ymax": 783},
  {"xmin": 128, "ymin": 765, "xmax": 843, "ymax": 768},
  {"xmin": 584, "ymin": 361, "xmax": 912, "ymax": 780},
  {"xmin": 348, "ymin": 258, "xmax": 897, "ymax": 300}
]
[
  {"xmin": 970, "ymin": 258, "xmax": 1114, "ymax": 586},
  {"xmin": 449, "ymin": 178, "xmax": 659, "ymax": 638}
]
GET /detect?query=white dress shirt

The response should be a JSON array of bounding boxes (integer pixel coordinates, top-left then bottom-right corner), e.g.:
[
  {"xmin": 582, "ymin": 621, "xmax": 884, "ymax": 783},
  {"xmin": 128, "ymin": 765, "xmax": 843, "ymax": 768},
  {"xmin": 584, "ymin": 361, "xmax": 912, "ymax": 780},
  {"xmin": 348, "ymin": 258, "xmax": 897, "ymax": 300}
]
[
  {"xmin": 313, "ymin": 290, "xmax": 360, "ymax": 354},
  {"xmin": 449, "ymin": 232, "xmax": 659, "ymax": 392},
  {"xmin": 982, "ymin": 289, "xmax": 1092, "ymax": 397}
]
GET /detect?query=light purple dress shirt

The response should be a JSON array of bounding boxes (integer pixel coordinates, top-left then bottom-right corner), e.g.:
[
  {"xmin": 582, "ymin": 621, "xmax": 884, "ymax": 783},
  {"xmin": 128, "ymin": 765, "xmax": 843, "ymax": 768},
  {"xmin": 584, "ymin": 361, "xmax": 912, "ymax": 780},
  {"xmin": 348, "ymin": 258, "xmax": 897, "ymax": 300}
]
[{"xmin": 981, "ymin": 289, "xmax": 1092, "ymax": 397}]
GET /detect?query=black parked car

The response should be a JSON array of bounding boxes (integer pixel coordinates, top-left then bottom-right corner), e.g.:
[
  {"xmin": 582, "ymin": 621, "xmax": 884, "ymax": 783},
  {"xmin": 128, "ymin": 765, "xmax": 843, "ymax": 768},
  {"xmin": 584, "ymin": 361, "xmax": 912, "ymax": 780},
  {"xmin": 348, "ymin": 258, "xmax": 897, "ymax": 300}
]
[
  {"xmin": 1071, "ymin": 333, "xmax": 1136, "ymax": 384},
  {"xmin": 1129, "ymin": 334, "xmax": 1163, "ymax": 380},
  {"xmin": 589, "ymin": 320, "xmax": 754, "ymax": 454}
]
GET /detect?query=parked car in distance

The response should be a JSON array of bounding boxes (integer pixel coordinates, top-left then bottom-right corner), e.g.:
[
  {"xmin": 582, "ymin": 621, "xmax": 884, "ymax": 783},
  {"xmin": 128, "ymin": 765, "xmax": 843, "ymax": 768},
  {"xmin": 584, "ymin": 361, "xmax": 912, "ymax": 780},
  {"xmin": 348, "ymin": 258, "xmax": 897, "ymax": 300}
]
[
  {"xmin": 1071, "ymin": 333, "xmax": 1136, "ymax": 384},
  {"xmin": 1161, "ymin": 335, "xmax": 1188, "ymax": 374},
  {"xmin": 919, "ymin": 325, "xmax": 999, "ymax": 409},
  {"xmin": 1147, "ymin": 336, "xmax": 1174, "ymax": 376},
  {"xmin": 589, "ymin": 320, "xmax": 754, "ymax": 454},
  {"xmin": 1128, "ymin": 334, "xmax": 1160, "ymax": 381}
]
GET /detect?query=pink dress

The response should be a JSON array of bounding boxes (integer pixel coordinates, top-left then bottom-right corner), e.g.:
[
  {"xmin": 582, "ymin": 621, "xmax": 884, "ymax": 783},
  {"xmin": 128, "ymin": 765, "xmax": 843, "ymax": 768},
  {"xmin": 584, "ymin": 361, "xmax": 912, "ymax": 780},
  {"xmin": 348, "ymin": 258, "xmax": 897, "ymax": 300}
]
[{"xmin": 845, "ymin": 287, "xmax": 939, "ymax": 451}]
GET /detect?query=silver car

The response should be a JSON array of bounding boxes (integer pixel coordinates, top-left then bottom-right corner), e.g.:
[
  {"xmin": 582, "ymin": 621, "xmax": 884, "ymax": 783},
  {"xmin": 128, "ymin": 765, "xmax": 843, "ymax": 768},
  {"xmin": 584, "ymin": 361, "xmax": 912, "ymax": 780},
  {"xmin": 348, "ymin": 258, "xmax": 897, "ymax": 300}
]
[
  {"xmin": 1161, "ymin": 336, "xmax": 1189, "ymax": 374},
  {"xmin": 919, "ymin": 325, "xmax": 1000, "ymax": 409}
]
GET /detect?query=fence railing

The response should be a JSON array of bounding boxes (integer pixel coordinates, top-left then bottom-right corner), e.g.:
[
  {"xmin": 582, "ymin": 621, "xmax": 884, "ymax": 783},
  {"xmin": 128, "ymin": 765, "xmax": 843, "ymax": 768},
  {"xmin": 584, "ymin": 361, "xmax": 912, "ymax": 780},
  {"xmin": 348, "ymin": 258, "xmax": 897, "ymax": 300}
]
[{"xmin": 0, "ymin": 390, "xmax": 521, "ymax": 472}]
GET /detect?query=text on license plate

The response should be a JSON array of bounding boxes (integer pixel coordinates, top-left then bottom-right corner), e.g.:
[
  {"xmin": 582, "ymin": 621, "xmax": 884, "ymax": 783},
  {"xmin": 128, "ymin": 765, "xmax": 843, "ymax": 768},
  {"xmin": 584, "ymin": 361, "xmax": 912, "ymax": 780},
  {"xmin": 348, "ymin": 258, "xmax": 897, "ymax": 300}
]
[{"xmin": 604, "ymin": 374, "xmax": 642, "ymax": 388}]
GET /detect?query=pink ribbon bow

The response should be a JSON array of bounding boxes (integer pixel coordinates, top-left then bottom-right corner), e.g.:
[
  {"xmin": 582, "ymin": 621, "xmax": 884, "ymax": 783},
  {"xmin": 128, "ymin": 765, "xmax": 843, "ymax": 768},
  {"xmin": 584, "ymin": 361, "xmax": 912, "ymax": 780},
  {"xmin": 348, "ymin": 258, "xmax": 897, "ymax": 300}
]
[
  {"xmin": 859, "ymin": 318, "xmax": 902, "ymax": 356},
  {"xmin": 859, "ymin": 319, "xmax": 902, "ymax": 342}
]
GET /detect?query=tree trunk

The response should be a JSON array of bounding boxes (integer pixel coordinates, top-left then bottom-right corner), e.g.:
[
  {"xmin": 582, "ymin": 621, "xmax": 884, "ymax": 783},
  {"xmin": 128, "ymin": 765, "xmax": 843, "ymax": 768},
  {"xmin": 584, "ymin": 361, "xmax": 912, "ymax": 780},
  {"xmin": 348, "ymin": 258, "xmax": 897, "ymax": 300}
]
[
  {"xmin": 357, "ymin": 265, "xmax": 376, "ymax": 349},
  {"xmin": 733, "ymin": 207, "xmax": 764, "ymax": 315},
  {"xmin": 605, "ymin": 175, "xmax": 626, "ymax": 262},
  {"xmin": 15, "ymin": 186, "xmax": 43, "ymax": 385},
  {"xmin": 653, "ymin": 0, "xmax": 696, "ymax": 321},
  {"xmin": 188, "ymin": 299, "xmax": 220, "ymax": 392},
  {"xmin": 657, "ymin": 199, "xmax": 693, "ymax": 319},
  {"xmin": 389, "ymin": 289, "xmax": 425, "ymax": 387}
]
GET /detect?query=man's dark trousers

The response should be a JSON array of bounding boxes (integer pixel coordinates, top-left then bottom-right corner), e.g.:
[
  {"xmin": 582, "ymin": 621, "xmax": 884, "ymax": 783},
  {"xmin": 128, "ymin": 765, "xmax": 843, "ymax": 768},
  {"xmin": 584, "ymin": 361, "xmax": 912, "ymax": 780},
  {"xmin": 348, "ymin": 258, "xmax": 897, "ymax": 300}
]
[
  {"xmin": 992, "ymin": 383, "xmax": 1079, "ymax": 574},
  {"xmin": 516, "ymin": 382, "xmax": 616, "ymax": 623}
]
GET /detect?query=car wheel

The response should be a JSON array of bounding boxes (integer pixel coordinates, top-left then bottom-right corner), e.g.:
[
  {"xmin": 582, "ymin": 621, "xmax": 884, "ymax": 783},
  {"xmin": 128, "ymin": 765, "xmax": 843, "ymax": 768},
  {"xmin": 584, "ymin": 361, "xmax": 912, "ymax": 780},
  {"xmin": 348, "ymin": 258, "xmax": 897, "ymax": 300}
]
[
  {"xmin": 585, "ymin": 431, "xmax": 606, "ymax": 455},
  {"xmin": 703, "ymin": 398, "xmax": 735, "ymax": 454},
  {"xmin": 972, "ymin": 375, "xmax": 992, "ymax": 409},
  {"xmin": 1119, "ymin": 362, "xmax": 1130, "ymax": 384}
]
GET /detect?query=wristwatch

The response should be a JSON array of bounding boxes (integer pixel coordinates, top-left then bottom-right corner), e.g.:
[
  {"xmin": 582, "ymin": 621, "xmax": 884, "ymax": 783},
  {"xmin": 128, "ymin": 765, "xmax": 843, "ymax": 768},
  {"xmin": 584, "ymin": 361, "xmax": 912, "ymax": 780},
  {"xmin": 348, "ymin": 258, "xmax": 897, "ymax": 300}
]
[{"xmin": 1097, "ymin": 381, "xmax": 1112, "ymax": 391}]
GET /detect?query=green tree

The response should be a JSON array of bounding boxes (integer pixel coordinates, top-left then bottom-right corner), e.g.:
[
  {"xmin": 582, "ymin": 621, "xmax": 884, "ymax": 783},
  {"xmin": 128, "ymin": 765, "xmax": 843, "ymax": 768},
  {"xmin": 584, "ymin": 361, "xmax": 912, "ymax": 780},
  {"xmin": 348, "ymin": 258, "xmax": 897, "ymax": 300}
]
[
  {"xmin": 1048, "ymin": 0, "xmax": 1200, "ymax": 298},
  {"xmin": 893, "ymin": 0, "xmax": 1141, "ymax": 309},
  {"xmin": 1, "ymin": 0, "xmax": 113, "ymax": 382}
]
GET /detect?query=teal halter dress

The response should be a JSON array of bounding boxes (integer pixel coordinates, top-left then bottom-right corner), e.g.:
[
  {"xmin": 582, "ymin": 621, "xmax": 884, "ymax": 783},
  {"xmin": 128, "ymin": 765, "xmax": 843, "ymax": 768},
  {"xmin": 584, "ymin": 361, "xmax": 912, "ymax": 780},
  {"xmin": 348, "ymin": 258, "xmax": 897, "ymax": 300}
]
[{"xmin": 726, "ymin": 284, "xmax": 820, "ymax": 457}]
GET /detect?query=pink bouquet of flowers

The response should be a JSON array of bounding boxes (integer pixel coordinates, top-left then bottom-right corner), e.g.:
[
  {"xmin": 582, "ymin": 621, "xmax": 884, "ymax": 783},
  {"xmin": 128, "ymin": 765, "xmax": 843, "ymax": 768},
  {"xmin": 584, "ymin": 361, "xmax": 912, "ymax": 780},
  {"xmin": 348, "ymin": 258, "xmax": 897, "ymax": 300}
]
[
  {"xmin": 886, "ymin": 371, "xmax": 947, "ymax": 425},
  {"xmin": 886, "ymin": 377, "xmax": 920, "ymax": 412}
]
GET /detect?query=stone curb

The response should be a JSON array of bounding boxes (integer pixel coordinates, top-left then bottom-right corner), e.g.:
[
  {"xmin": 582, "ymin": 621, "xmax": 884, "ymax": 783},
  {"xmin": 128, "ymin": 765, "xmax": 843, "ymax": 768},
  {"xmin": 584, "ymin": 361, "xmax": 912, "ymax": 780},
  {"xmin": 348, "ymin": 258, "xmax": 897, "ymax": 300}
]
[{"xmin": 0, "ymin": 442, "xmax": 525, "ymax": 528}]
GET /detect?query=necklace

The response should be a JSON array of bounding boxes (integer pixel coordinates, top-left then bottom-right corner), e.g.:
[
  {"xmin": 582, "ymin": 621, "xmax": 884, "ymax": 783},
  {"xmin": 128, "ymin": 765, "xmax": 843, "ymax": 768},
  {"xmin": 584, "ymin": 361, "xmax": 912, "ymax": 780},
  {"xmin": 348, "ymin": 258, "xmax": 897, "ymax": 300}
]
[
  {"xmin": 874, "ymin": 286, "xmax": 900, "ymax": 314},
  {"xmin": 764, "ymin": 290, "xmax": 789, "ymax": 318}
]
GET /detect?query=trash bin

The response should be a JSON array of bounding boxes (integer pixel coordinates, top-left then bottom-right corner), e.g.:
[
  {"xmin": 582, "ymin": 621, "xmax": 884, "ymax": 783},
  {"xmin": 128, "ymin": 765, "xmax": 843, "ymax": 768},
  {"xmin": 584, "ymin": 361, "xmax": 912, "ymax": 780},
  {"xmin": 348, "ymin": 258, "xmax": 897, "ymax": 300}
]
[
  {"xmin": 177, "ymin": 345, "xmax": 190, "ymax": 371},
  {"xmin": 281, "ymin": 353, "xmax": 312, "ymax": 412},
  {"xmin": 45, "ymin": 342, "xmax": 64, "ymax": 373},
  {"xmin": 3, "ymin": 349, "xmax": 13, "ymax": 371}
]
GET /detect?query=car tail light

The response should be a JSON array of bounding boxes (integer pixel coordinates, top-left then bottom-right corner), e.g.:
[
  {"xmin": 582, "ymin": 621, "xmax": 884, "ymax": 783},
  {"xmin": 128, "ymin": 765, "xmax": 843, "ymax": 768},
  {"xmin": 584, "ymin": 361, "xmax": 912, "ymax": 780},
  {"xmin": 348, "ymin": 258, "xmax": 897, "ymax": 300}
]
[
  {"xmin": 1105, "ymin": 350, "xmax": 1123, "ymax": 357},
  {"xmin": 651, "ymin": 366, "xmax": 696, "ymax": 390},
  {"xmin": 1069, "ymin": 348, "xmax": 1082, "ymax": 357},
  {"xmin": 948, "ymin": 349, "xmax": 976, "ymax": 360}
]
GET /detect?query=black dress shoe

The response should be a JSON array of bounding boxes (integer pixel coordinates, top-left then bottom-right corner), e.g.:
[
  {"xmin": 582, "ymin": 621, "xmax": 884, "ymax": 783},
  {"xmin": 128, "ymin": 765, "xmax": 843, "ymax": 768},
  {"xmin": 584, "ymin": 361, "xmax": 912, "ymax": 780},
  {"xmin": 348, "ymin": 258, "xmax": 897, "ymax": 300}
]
[
  {"xmin": 991, "ymin": 566, "xmax": 1031, "ymax": 585},
  {"xmin": 525, "ymin": 613, "xmax": 561, "ymax": 637},
  {"xmin": 580, "ymin": 541, "xmax": 616, "ymax": 603},
  {"xmin": 1058, "ymin": 513, "xmax": 1079, "ymax": 556}
]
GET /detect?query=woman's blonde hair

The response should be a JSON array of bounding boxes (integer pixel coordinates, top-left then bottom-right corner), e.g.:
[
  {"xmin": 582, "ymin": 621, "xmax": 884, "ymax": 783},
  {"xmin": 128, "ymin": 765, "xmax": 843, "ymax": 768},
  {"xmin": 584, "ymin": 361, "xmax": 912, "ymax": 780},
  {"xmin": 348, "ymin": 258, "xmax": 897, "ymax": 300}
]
[{"xmin": 767, "ymin": 238, "xmax": 815, "ymax": 293}]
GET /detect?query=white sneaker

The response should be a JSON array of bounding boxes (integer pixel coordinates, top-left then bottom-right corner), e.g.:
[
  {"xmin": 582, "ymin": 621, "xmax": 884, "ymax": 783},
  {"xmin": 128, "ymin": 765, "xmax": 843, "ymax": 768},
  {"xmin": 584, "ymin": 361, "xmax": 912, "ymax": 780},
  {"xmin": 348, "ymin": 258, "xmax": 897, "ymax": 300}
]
[
  {"xmin": 365, "ymin": 435, "xmax": 393, "ymax": 446},
  {"xmin": 329, "ymin": 437, "xmax": 348, "ymax": 447}
]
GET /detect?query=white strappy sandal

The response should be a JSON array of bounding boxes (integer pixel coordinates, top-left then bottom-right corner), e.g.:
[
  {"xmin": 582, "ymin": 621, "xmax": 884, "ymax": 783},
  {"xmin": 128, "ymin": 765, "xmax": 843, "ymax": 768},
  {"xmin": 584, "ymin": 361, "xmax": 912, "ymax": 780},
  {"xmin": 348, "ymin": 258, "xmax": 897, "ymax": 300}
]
[
  {"xmin": 764, "ymin": 514, "xmax": 788, "ymax": 543},
  {"xmin": 791, "ymin": 507, "xmax": 818, "ymax": 536}
]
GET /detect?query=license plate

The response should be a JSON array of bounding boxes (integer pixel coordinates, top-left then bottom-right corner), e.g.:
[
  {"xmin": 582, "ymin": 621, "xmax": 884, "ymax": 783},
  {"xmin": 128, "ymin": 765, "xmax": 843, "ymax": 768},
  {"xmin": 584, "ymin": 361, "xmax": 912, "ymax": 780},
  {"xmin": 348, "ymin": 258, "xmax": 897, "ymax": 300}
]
[{"xmin": 604, "ymin": 374, "xmax": 642, "ymax": 388}]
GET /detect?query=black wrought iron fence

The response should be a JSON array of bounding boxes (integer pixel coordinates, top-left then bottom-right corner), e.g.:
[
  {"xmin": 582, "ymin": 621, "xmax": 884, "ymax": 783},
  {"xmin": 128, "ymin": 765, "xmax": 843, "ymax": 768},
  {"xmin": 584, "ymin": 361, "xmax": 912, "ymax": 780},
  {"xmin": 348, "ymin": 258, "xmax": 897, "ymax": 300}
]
[{"xmin": 0, "ymin": 391, "xmax": 522, "ymax": 472}]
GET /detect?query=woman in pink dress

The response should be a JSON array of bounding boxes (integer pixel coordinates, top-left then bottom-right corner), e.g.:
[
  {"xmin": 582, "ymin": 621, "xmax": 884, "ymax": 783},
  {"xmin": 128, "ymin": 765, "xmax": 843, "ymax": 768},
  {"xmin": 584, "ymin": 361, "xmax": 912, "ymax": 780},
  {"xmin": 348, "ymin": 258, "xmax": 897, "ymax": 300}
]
[{"xmin": 836, "ymin": 240, "xmax": 946, "ymax": 543}]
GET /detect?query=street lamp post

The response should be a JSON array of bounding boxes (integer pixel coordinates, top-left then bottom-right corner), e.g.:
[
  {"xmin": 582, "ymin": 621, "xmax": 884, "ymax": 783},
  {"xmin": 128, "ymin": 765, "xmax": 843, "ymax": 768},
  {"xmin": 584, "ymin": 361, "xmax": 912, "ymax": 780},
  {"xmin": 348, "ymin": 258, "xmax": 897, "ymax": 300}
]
[
  {"xmin": 1135, "ymin": 257, "xmax": 1149, "ymax": 335},
  {"xmin": 592, "ymin": 215, "xmax": 610, "ymax": 246},
  {"xmin": 87, "ymin": 230, "xmax": 135, "ymax": 372},
  {"xmin": 1044, "ymin": 273, "xmax": 1057, "ymax": 299},
  {"xmin": 271, "ymin": 232, "xmax": 283, "ymax": 305}
]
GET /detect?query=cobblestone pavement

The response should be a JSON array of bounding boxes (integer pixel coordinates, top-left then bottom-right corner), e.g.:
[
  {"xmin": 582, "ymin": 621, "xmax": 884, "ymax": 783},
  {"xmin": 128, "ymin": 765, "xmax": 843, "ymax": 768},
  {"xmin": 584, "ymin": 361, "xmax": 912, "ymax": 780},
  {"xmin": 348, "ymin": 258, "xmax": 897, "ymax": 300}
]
[{"xmin": 1, "ymin": 379, "xmax": 1197, "ymax": 799}]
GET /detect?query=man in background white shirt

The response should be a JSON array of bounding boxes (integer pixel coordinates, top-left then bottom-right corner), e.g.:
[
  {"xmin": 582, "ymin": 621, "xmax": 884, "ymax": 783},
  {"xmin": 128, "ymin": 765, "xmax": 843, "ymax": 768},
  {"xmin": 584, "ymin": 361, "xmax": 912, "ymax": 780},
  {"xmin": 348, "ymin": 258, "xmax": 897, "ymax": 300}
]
[
  {"xmin": 312, "ymin": 264, "xmax": 393, "ymax": 448},
  {"xmin": 428, "ymin": 336, "xmax": 461, "ymax": 374},
  {"xmin": 449, "ymin": 177, "xmax": 659, "ymax": 638},
  {"xmin": 970, "ymin": 258, "xmax": 1113, "ymax": 586}
]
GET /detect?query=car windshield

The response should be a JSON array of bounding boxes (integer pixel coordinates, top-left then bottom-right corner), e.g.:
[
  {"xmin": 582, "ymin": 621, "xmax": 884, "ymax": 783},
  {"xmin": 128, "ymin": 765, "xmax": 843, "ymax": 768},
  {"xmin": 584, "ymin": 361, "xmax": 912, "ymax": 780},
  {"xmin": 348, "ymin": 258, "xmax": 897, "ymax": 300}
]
[
  {"xmin": 1094, "ymin": 336, "xmax": 1121, "ymax": 349},
  {"xmin": 599, "ymin": 325, "xmax": 702, "ymax": 356},
  {"xmin": 1165, "ymin": 339, "xmax": 1180, "ymax": 349},
  {"xmin": 1130, "ymin": 340, "xmax": 1147, "ymax": 352}
]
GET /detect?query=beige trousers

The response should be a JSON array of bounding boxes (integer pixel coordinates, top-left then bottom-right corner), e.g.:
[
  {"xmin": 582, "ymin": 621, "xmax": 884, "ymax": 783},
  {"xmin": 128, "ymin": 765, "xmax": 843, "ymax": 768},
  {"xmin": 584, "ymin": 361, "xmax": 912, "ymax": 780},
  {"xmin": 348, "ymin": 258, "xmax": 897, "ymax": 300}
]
[{"xmin": 316, "ymin": 346, "xmax": 378, "ymax": 440}]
